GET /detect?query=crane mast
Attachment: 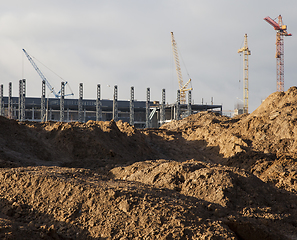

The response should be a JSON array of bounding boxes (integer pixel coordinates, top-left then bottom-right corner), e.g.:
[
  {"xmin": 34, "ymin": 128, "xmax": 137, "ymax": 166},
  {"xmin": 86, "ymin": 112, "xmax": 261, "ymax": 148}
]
[
  {"xmin": 171, "ymin": 32, "xmax": 192, "ymax": 104},
  {"xmin": 238, "ymin": 34, "xmax": 251, "ymax": 114},
  {"xmin": 264, "ymin": 15, "xmax": 292, "ymax": 92}
]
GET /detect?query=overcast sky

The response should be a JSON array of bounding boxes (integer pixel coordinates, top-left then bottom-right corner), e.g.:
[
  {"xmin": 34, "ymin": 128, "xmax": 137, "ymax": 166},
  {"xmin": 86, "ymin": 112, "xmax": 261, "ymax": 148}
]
[{"xmin": 0, "ymin": 0, "xmax": 296, "ymax": 114}]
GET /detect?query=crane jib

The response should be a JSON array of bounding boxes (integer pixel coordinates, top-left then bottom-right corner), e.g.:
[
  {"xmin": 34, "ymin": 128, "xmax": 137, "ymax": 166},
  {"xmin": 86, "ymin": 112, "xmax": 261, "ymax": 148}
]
[
  {"xmin": 264, "ymin": 16, "xmax": 281, "ymax": 30},
  {"xmin": 22, "ymin": 49, "xmax": 73, "ymax": 98}
]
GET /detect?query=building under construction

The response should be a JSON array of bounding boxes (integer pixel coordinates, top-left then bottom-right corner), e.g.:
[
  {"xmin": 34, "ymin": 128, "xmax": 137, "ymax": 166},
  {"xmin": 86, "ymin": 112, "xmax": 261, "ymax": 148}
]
[{"xmin": 0, "ymin": 80, "xmax": 222, "ymax": 128}]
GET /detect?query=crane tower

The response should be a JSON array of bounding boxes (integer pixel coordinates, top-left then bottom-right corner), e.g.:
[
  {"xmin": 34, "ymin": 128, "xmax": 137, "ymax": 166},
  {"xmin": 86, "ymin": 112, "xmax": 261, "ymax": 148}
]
[
  {"xmin": 171, "ymin": 32, "xmax": 192, "ymax": 104},
  {"xmin": 238, "ymin": 34, "xmax": 251, "ymax": 114},
  {"xmin": 264, "ymin": 15, "xmax": 292, "ymax": 92}
]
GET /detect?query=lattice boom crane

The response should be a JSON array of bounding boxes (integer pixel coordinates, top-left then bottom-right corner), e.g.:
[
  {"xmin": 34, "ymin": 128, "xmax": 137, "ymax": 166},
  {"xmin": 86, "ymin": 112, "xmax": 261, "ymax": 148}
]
[
  {"xmin": 264, "ymin": 15, "xmax": 292, "ymax": 92},
  {"xmin": 238, "ymin": 34, "xmax": 251, "ymax": 114},
  {"xmin": 171, "ymin": 32, "xmax": 192, "ymax": 104},
  {"xmin": 22, "ymin": 49, "xmax": 74, "ymax": 98}
]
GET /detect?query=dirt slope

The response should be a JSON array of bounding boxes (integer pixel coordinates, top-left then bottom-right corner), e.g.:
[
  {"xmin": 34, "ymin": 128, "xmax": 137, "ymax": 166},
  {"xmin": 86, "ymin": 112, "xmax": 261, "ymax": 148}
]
[
  {"xmin": 0, "ymin": 87, "xmax": 297, "ymax": 239},
  {"xmin": 162, "ymin": 87, "xmax": 297, "ymax": 194}
]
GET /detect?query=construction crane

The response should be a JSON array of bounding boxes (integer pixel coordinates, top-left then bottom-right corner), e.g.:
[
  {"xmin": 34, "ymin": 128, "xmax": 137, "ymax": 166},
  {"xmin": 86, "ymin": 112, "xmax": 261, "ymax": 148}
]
[
  {"xmin": 22, "ymin": 49, "xmax": 74, "ymax": 98},
  {"xmin": 238, "ymin": 34, "xmax": 251, "ymax": 114},
  {"xmin": 264, "ymin": 15, "xmax": 292, "ymax": 92},
  {"xmin": 171, "ymin": 32, "xmax": 192, "ymax": 104}
]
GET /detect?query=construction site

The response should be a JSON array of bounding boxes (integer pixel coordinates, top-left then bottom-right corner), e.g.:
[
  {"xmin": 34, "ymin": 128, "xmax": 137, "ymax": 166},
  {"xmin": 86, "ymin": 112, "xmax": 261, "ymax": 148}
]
[
  {"xmin": 0, "ymin": 36, "xmax": 222, "ymax": 128},
  {"xmin": 0, "ymin": 16, "xmax": 296, "ymax": 239},
  {"xmin": 0, "ymin": 80, "xmax": 222, "ymax": 128}
]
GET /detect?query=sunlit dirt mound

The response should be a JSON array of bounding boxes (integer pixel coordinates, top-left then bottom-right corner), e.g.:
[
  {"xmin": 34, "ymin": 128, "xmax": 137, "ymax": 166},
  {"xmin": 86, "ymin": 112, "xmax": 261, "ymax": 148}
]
[
  {"xmin": 160, "ymin": 87, "xmax": 297, "ymax": 193},
  {"xmin": 162, "ymin": 87, "xmax": 297, "ymax": 157},
  {"xmin": 0, "ymin": 87, "xmax": 297, "ymax": 239},
  {"xmin": 161, "ymin": 87, "xmax": 297, "ymax": 160},
  {"xmin": 0, "ymin": 163, "xmax": 296, "ymax": 240}
]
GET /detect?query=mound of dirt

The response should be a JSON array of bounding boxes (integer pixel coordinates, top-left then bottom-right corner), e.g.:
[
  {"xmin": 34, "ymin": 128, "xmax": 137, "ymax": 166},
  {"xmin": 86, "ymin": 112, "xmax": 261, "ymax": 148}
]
[
  {"xmin": 0, "ymin": 87, "xmax": 297, "ymax": 239},
  {"xmin": 160, "ymin": 87, "xmax": 297, "ymax": 194},
  {"xmin": 161, "ymin": 87, "xmax": 297, "ymax": 158},
  {"xmin": 0, "ymin": 119, "xmax": 158, "ymax": 169},
  {"xmin": 111, "ymin": 160, "xmax": 297, "ymax": 239},
  {"xmin": 0, "ymin": 163, "xmax": 296, "ymax": 240}
]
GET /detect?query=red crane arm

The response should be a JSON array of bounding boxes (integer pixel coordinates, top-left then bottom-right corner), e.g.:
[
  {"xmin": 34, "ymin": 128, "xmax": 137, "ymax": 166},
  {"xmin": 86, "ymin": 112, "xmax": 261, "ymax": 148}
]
[{"xmin": 264, "ymin": 16, "xmax": 281, "ymax": 30}]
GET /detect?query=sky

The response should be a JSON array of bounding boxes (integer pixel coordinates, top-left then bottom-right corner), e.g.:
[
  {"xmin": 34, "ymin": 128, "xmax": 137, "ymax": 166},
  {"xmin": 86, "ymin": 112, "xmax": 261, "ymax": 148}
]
[{"xmin": 0, "ymin": 0, "xmax": 296, "ymax": 114}]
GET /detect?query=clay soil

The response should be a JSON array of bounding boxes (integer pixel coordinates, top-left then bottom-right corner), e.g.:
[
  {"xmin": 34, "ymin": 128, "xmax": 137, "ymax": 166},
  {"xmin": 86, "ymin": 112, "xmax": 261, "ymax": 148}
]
[{"xmin": 1, "ymin": 87, "xmax": 297, "ymax": 239}]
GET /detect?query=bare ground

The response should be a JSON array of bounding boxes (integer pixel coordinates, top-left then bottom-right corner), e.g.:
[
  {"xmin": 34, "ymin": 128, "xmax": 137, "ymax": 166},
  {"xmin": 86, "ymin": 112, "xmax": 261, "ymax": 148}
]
[{"xmin": 1, "ymin": 87, "xmax": 297, "ymax": 239}]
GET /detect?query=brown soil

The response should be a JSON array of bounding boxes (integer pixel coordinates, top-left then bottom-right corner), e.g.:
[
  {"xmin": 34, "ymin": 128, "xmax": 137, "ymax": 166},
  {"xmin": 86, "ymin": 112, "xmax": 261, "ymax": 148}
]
[{"xmin": 1, "ymin": 87, "xmax": 297, "ymax": 239}]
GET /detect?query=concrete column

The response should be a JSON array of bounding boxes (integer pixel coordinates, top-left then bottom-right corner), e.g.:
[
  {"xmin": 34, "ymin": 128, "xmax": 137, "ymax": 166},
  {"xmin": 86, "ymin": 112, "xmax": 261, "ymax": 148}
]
[
  {"xmin": 176, "ymin": 90, "xmax": 181, "ymax": 120},
  {"xmin": 112, "ymin": 85, "xmax": 118, "ymax": 121},
  {"xmin": 160, "ymin": 88, "xmax": 166, "ymax": 126},
  {"xmin": 41, "ymin": 80, "xmax": 46, "ymax": 122},
  {"xmin": 60, "ymin": 82, "xmax": 65, "ymax": 122},
  {"xmin": 13, "ymin": 105, "xmax": 16, "ymax": 118},
  {"xmin": 96, "ymin": 84, "xmax": 102, "ymax": 121},
  {"xmin": 32, "ymin": 106, "xmax": 35, "ymax": 120},
  {"xmin": 67, "ymin": 108, "xmax": 70, "ymax": 122},
  {"xmin": 187, "ymin": 90, "xmax": 192, "ymax": 117},
  {"xmin": 78, "ymin": 83, "xmax": 83, "ymax": 122},
  {"xmin": 8, "ymin": 82, "xmax": 12, "ymax": 118},
  {"xmin": 20, "ymin": 79, "xmax": 26, "ymax": 121},
  {"xmin": 130, "ymin": 86, "xmax": 134, "ymax": 126},
  {"xmin": 0, "ymin": 84, "xmax": 3, "ymax": 117},
  {"xmin": 18, "ymin": 80, "xmax": 22, "ymax": 120},
  {"xmin": 84, "ymin": 108, "xmax": 86, "ymax": 123},
  {"xmin": 146, "ymin": 87, "xmax": 150, "ymax": 128}
]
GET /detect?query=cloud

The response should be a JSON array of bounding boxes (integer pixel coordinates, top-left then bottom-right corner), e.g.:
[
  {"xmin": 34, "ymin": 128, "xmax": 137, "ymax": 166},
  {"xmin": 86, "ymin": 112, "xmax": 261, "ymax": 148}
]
[{"xmin": 0, "ymin": 1, "xmax": 296, "ymax": 113}]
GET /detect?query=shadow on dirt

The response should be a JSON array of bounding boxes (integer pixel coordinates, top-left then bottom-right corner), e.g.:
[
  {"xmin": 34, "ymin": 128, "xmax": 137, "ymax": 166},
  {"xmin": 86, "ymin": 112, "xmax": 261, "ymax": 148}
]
[{"xmin": 0, "ymin": 198, "xmax": 94, "ymax": 240}]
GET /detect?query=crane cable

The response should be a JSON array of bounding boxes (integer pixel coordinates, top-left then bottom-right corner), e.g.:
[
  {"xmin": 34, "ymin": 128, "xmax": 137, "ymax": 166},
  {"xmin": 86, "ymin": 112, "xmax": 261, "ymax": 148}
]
[
  {"xmin": 24, "ymin": 50, "xmax": 74, "ymax": 96},
  {"xmin": 177, "ymin": 44, "xmax": 193, "ymax": 89}
]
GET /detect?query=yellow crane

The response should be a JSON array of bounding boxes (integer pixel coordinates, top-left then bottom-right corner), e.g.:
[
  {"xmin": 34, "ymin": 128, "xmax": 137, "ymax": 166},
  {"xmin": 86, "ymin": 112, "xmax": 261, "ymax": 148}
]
[
  {"xmin": 171, "ymin": 32, "xmax": 192, "ymax": 104},
  {"xmin": 238, "ymin": 34, "xmax": 251, "ymax": 114}
]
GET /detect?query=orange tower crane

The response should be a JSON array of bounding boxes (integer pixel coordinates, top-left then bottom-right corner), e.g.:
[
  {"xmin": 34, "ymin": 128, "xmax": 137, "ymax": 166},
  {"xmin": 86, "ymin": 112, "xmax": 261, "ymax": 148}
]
[
  {"xmin": 264, "ymin": 15, "xmax": 292, "ymax": 92},
  {"xmin": 238, "ymin": 34, "xmax": 251, "ymax": 114},
  {"xmin": 171, "ymin": 32, "xmax": 192, "ymax": 104}
]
